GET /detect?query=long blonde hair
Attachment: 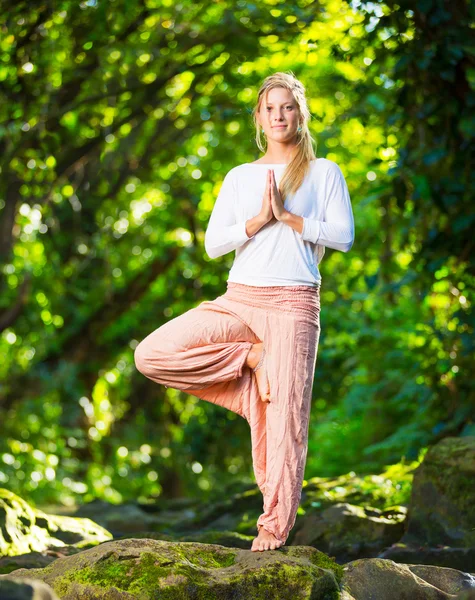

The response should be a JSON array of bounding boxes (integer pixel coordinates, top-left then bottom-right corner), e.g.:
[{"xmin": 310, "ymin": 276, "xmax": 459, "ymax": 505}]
[{"xmin": 252, "ymin": 71, "xmax": 317, "ymax": 201}]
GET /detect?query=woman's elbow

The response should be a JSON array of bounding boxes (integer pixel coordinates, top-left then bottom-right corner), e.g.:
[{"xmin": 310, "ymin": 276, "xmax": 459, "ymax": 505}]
[
  {"xmin": 343, "ymin": 236, "xmax": 354, "ymax": 252},
  {"xmin": 204, "ymin": 240, "xmax": 221, "ymax": 260},
  {"xmin": 206, "ymin": 249, "xmax": 220, "ymax": 260},
  {"xmin": 204, "ymin": 234, "xmax": 218, "ymax": 259}
]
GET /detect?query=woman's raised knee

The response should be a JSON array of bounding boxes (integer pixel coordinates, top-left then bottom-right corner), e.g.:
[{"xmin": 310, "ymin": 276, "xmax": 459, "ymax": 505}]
[{"xmin": 134, "ymin": 340, "xmax": 159, "ymax": 377}]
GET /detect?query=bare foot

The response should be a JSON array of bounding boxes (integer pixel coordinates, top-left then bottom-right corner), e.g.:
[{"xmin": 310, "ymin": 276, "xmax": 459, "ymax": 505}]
[
  {"xmin": 251, "ymin": 525, "xmax": 283, "ymax": 551},
  {"xmin": 246, "ymin": 343, "xmax": 270, "ymax": 403}
]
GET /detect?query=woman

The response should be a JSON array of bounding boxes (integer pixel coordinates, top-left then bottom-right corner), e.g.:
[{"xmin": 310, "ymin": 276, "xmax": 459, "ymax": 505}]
[{"xmin": 134, "ymin": 72, "xmax": 355, "ymax": 552}]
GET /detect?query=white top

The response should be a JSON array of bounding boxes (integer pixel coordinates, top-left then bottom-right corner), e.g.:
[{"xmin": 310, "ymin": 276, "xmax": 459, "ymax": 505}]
[{"xmin": 204, "ymin": 158, "xmax": 355, "ymax": 287}]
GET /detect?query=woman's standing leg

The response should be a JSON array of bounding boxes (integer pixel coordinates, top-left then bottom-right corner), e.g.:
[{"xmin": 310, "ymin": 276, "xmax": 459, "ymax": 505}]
[
  {"xmin": 212, "ymin": 285, "xmax": 321, "ymax": 548},
  {"xmin": 256, "ymin": 313, "xmax": 320, "ymax": 545}
]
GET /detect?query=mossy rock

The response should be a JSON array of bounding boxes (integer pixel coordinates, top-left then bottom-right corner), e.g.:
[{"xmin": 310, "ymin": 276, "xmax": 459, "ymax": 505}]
[
  {"xmin": 1, "ymin": 537, "xmax": 343, "ymax": 599},
  {"xmin": 0, "ymin": 489, "xmax": 113, "ymax": 557},
  {"xmin": 403, "ymin": 437, "xmax": 475, "ymax": 548}
]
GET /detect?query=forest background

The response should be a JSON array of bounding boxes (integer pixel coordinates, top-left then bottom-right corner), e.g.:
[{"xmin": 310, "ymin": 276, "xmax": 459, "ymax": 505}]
[{"xmin": 0, "ymin": 0, "xmax": 473, "ymax": 511}]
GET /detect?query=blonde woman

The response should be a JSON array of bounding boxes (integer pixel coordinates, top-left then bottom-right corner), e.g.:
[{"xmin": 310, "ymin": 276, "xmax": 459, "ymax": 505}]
[{"xmin": 135, "ymin": 72, "xmax": 355, "ymax": 552}]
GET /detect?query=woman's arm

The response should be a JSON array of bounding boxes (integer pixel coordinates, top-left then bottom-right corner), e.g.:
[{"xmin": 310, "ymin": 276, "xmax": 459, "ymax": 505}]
[
  {"xmin": 282, "ymin": 162, "xmax": 355, "ymax": 252},
  {"xmin": 204, "ymin": 170, "xmax": 255, "ymax": 259}
]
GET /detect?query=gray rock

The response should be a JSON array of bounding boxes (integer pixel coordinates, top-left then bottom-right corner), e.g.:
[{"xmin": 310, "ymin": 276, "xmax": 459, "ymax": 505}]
[
  {"xmin": 0, "ymin": 547, "xmax": 88, "ymax": 575},
  {"xmin": 379, "ymin": 542, "xmax": 475, "ymax": 573},
  {"xmin": 0, "ymin": 576, "xmax": 59, "ymax": 600},
  {"xmin": 71, "ymin": 499, "xmax": 196, "ymax": 536},
  {"xmin": 292, "ymin": 502, "xmax": 405, "ymax": 561},
  {"xmin": 341, "ymin": 557, "xmax": 475, "ymax": 600}
]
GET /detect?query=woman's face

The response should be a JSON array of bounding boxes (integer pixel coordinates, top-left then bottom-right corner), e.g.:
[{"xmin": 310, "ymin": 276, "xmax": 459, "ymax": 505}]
[{"xmin": 257, "ymin": 87, "xmax": 301, "ymax": 142}]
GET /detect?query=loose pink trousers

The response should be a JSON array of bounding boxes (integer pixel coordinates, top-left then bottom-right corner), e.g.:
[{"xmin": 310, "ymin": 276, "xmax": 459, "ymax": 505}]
[{"xmin": 134, "ymin": 281, "xmax": 321, "ymax": 544}]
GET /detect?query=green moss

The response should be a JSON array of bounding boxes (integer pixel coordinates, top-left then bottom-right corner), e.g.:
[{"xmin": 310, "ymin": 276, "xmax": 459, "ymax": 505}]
[
  {"xmin": 274, "ymin": 546, "xmax": 343, "ymax": 586},
  {"xmin": 52, "ymin": 546, "xmax": 237, "ymax": 598},
  {"xmin": 218, "ymin": 561, "xmax": 339, "ymax": 600},
  {"xmin": 54, "ymin": 552, "xmax": 182, "ymax": 597},
  {"xmin": 308, "ymin": 552, "xmax": 344, "ymax": 584},
  {"xmin": 172, "ymin": 543, "xmax": 237, "ymax": 568},
  {"xmin": 156, "ymin": 561, "xmax": 337, "ymax": 600},
  {"xmin": 49, "ymin": 544, "xmax": 341, "ymax": 600}
]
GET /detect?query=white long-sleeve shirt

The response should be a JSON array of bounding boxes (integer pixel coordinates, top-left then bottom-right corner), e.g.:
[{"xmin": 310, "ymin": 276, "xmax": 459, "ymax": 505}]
[{"xmin": 204, "ymin": 158, "xmax": 355, "ymax": 287}]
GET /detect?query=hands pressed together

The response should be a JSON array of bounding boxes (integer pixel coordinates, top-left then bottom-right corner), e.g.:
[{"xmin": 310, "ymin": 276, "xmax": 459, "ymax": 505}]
[{"xmin": 260, "ymin": 169, "xmax": 289, "ymax": 225}]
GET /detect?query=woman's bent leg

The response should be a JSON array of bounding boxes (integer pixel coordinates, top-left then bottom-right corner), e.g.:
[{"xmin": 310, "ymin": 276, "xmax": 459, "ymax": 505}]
[{"xmin": 134, "ymin": 299, "xmax": 259, "ymax": 419}]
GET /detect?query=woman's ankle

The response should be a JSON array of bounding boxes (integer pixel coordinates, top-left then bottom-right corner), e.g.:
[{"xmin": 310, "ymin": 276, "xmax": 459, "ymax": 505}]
[{"xmin": 245, "ymin": 342, "xmax": 262, "ymax": 369}]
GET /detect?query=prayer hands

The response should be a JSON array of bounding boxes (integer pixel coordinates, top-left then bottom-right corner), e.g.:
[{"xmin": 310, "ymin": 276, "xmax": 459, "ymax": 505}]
[
  {"xmin": 268, "ymin": 169, "xmax": 288, "ymax": 222},
  {"xmin": 259, "ymin": 169, "xmax": 289, "ymax": 225}
]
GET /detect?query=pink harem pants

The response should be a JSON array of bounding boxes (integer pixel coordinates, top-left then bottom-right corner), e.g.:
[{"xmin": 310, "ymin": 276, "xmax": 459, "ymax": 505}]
[{"xmin": 134, "ymin": 281, "xmax": 321, "ymax": 545}]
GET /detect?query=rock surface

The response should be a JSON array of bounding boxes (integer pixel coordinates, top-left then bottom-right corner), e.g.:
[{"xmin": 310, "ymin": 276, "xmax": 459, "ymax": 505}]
[
  {"xmin": 0, "ymin": 576, "xmax": 60, "ymax": 599},
  {"xmin": 0, "ymin": 489, "xmax": 113, "ymax": 557},
  {"xmin": 3, "ymin": 539, "xmax": 475, "ymax": 600},
  {"xmin": 2, "ymin": 436, "xmax": 474, "ymax": 597},
  {"xmin": 379, "ymin": 542, "xmax": 475, "ymax": 573},
  {"xmin": 341, "ymin": 558, "xmax": 475, "ymax": 600},
  {"xmin": 1, "ymin": 538, "xmax": 343, "ymax": 600},
  {"xmin": 402, "ymin": 437, "xmax": 475, "ymax": 548},
  {"xmin": 291, "ymin": 502, "xmax": 406, "ymax": 562},
  {"xmin": 0, "ymin": 547, "xmax": 93, "ymax": 576}
]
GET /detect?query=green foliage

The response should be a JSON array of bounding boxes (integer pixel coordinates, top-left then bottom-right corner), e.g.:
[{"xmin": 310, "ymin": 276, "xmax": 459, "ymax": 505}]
[{"xmin": 0, "ymin": 0, "xmax": 473, "ymax": 508}]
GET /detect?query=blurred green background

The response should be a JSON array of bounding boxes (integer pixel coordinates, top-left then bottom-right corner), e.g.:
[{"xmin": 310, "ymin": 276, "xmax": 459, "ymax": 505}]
[{"xmin": 0, "ymin": 0, "xmax": 473, "ymax": 510}]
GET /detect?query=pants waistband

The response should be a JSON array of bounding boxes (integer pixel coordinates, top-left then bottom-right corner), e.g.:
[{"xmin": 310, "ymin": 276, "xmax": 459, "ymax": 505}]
[{"xmin": 224, "ymin": 282, "xmax": 321, "ymax": 320}]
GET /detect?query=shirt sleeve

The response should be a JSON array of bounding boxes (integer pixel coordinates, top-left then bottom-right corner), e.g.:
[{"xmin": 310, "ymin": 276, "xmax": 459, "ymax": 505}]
[
  {"xmin": 299, "ymin": 161, "xmax": 355, "ymax": 252},
  {"xmin": 204, "ymin": 169, "xmax": 254, "ymax": 259}
]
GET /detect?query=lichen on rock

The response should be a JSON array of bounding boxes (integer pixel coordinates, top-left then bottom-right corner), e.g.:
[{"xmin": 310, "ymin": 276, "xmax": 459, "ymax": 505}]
[{"xmin": 0, "ymin": 488, "xmax": 113, "ymax": 557}]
